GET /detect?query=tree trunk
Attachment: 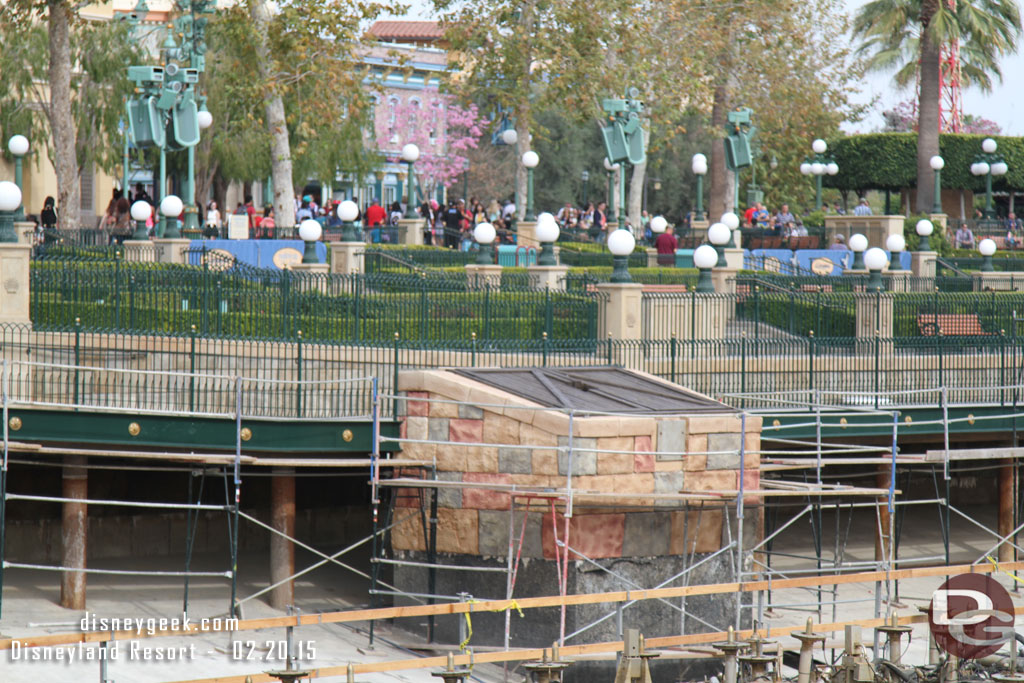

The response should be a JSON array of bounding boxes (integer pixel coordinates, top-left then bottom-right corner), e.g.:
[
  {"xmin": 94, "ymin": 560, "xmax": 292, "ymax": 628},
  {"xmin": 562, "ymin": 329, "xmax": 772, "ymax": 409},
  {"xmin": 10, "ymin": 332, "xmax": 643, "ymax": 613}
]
[
  {"xmin": 627, "ymin": 127, "xmax": 649, "ymax": 230},
  {"xmin": 709, "ymin": 84, "xmax": 729, "ymax": 220},
  {"xmin": 251, "ymin": 0, "xmax": 296, "ymax": 228},
  {"xmin": 48, "ymin": 0, "xmax": 80, "ymax": 232},
  {"xmin": 515, "ymin": 120, "xmax": 529, "ymax": 220},
  {"xmin": 916, "ymin": 3, "xmax": 941, "ymax": 214}
]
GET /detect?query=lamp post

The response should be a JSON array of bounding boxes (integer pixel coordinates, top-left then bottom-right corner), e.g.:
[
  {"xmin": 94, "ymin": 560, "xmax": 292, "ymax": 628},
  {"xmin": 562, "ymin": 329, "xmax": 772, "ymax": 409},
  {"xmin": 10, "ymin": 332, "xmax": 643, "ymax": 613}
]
[
  {"xmin": 694, "ymin": 244, "xmax": 717, "ymax": 293},
  {"xmin": 535, "ymin": 212, "xmax": 559, "ymax": 266},
  {"xmin": 979, "ymin": 237, "xmax": 997, "ymax": 272},
  {"xmin": 473, "ymin": 222, "xmax": 496, "ymax": 265},
  {"xmin": 581, "ymin": 170, "xmax": 589, "ymax": 207},
  {"xmin": 608, "ymin": 227, "xmax": 635, "ymax": 283},
  {"xmin": 916, "ymin": 219, "xmax": 934, "ymax": 251},
  {"xmin": 501, "ymin": 129, "xmax": 518, "ymax": 215},
  {"xmin": 800, "ymin": 139, "xmax": 838, "ymax": 212},
  {"xmin": 849, "ymin": 233, "xmax": 867, "ymax": 270},
  {"xmin": 929, "ymin": 155, "xmax": 944, "ymax": 215},
  {"xmin": 721, "ymin": 211, "xmax": 740, "ymax": 248},
  {"xmin": 604, "ymin": 157, "xmax": 620, "ymax": 219},
  {"xmin": 522, "ymin": 151, "xmax": 539, "ymax": 220},
  {"xmin": 971, "ymin": 138, "xmax": 1009, "ymax": 220},
  {"xmin": 708, "ymin": 221, "xmax": 730, "ymax": 268},
  {"xmin": 886, "ymin": 234, "xmax": 906, "ymax": 271},
  {"xmin": 184, "ymin": 106, "xmax": 213, "ymax": 235},
  {"xmin": 864, "ymin": 247, "xmax": 887, "ymax": 292},
  {"xmin": 337, "ymin": 200, "xmax": 360, "ymax": 242},
  {"xmin": 299, "ymin": 219, "xmax": 322, "ymax": 264},
  {"xmin": 0, "ymin": 181, "xmax": 22, "ymax": 243},
  {"xmin": 402, "ymin": 143, "xmax": 420, "ymax": 214},
  {"xmin": 692, "ymin": 154, "xmax": 707, "ymax": 223},
  {"xmin": 160, "ymin": 194, "xmax": 184, "ymax": 239},
  {"xmin": 130, "ymin": 200, "xmax": 151, "ymax": 241},
  {"xmin": 7, "ymin": 135, "xmax": 28, "ymax": 222}
]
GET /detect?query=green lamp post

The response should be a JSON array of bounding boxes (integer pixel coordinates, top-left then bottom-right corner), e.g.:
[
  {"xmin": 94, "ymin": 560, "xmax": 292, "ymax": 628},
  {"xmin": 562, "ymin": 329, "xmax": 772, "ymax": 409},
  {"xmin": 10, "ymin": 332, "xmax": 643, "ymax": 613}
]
[
  {"xmin": 0, "ymin": 181, "xmax": 22, "ymax": 242},
  {"xmin": 864, "ymin": 247, "xmax": 887, "ymax": 292},
  {"xmin": 160, "ymin": 194, "xmax": 183, "ymax": 239},
  {"xmin": 849, "ymin": 233, "xmax": 867, "ymax": 270},
  {"xmin": 608, "ymin": 227, "xmax": 635, "ymax": 283},
  {"xmin": 693, "ymin": 244, "xmax": 717, "ymax": 293},
  {"xmin": 971, "ymin": 138, "xmax": 1008, "ymax": 220},
  {"xmin": 800, "ymin": 138, "xmax": 838, "ymax": 212},
  {"xmin": 979, "ymin": 238, "xmax": 997, "ymax": 271},
  {"xmin": 337, "ymin": 200, "xmax": 360, "ymax": 242},
  {"xmin": 915, "ymin": 219, "xmax": 933, "ymax": 252},
  {"xmin": 604, "ymin": 157, "xmax": 619, "ymax": 220},
  {"xmin": 473, "ymin": 222, "xmax": 496, "ymax": 265},
  {"xmin": 522, "ymin": 150, "xmax": 539, "ymax": 221},
  {"xmin": 929, "ymin": 155, "xmax": 944, "ymax": 215},
  {"xmin": 691, "ymin": 153, "xmax": 707, "ymax": 222},
  {"xmin": 401, "ymin": 143, "xmax": 419, "ymax": 213},
  {"xmin": 299, "ymin": 219, "xmax": 322, "ymax": 264},
  {"xmin": 535, "ymin": 212, "xmax": 560, "ymax": 266},
  {"xmin": 886, "ymin": 234, "xmax": 906, "ymax": 271},
  {"xmin": 7, "ymin": 135, "xmax": 28, "ymax": 222},
  {"xmin": 130, "ymin": 200, "xmax": 151, "ymax": 240},
  {"xmin": 708, "ymin": 222, "xmax": 730, "ymax": 268}
]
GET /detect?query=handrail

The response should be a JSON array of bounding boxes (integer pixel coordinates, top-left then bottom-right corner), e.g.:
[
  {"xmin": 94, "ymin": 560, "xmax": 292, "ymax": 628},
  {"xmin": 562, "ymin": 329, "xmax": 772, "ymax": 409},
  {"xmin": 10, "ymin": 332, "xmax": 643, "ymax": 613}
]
[
  {"xmin": 936, "ymin": 257, "xmax": 971, "ymax": 278},
  {"xmin": 362, "ymin": 248, "xmax": 424, "ymax": 274}
]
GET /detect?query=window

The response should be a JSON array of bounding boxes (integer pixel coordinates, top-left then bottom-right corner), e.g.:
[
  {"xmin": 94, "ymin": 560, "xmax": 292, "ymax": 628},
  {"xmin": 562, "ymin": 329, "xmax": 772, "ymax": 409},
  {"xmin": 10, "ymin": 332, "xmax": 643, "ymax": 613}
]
[
  {"xmin": 429, "ymin": 101, "xmax": 442, "ymax": 145},
  {"xmin": 388, "ymin": 96, "xmax": 400, "ymax": 144}
]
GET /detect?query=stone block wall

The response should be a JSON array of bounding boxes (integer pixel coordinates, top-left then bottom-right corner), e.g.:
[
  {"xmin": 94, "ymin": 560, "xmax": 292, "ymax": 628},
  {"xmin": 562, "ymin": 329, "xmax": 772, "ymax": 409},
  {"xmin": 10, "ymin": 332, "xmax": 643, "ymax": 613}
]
[{"xmin": 393, "ymin": 369, "xmax": 762, "ymax": 561}]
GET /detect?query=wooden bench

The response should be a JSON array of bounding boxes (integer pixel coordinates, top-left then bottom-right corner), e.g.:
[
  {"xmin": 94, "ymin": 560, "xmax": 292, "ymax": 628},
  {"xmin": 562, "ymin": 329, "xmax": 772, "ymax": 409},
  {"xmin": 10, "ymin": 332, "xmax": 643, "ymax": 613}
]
[{"xmin": 917, "ymin": 313, "xmax": 989, "ymax": 336}]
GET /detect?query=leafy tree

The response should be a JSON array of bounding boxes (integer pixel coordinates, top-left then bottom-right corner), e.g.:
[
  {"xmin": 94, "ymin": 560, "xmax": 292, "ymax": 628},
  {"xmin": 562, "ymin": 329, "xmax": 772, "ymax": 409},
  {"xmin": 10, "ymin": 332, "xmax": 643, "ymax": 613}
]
[
  {"xmin": 0, "ymin": 3, "xmax": 142, "ymax": 229},
  {"xmin": 852, "ymin": 0, "xmax": 1021, "ymax": 213}
]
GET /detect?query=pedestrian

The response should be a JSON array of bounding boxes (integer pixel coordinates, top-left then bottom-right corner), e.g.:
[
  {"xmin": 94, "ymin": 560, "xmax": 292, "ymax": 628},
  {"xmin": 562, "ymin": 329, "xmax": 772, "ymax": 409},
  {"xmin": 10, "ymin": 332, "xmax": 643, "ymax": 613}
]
[
  {"xmin": 954, "ymin": 223, "xmax": 975, "ymax": 250},
  {"xmin": 655, "ymin": 224, "xmax": 678, "ymax": 267},
  {"xmin": 204, "ymin": 200, "xmax": 221, "ymax": 239},
  {"xmin": 853, "ymin": 198, "xmax": 872, "ymax": 216}
]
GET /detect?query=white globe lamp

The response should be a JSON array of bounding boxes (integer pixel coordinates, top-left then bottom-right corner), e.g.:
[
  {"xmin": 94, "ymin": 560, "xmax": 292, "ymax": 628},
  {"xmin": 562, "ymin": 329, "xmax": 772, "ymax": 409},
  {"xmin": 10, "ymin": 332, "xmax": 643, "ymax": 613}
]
[
  {"xmin": 811, "ymin": 139, "xmax": 827, "ymax": 154},
  {"xmin": 299, "ymin": 218, "xmax": 322, "ymax": 263},
  {"xmin": 650, "ymin": 215, "xmax": 668, "ymax": 234},
  {"xmin": 979, "ymin": 237, "xmax": 997, "ymax": 272},
  {"xmin": 535, "ymin": 213, "xmax": 560, "ymax": 265},
  {"xmin": 501, "ymin": 129, "xmax": 518, "ymax": 146},
  {"xmin": 473, "ymin": 222, "xmax": 496, "ymax": 265},
  {"xmin": 916, "ymin": 219, "xmax": 934, "ymax": 251},
  {"xmin": 607, "ymin": 227, "xmax": 636, "ymax": 283},
  {"xmin": 130, "ymin": 200, "xmax": 152, "ymax": 241},
  {"xmin": 693, "ymin": 244, "xmax": 718, "ymax": 293},
  {"xmin": 863, "ymin": 247, "xmax": 888, "ymax": 291},
  {"xmin": 848, "ymin": 233, "xmax": 868, "ymax": 270},
  {"xmin": 886, "ymin": 233, "xmax": 906, "ymax": 271}
]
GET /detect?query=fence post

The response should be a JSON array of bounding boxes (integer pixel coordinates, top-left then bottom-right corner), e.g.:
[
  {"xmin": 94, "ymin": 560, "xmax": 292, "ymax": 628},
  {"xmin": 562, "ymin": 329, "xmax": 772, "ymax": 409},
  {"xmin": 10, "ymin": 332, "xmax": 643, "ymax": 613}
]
[
  {"xmin": 606, "ymin": 332, "xmax": 613, "ymax": 365},
  {"xmin": 483, "ymin": 285, "xmax": 492, "ymax": 341},
  {"xmin": 542, "ymin": 331, "xmax": 549, "ymax": 367},
  {"xmin": 670, "ymin": 332, "xmax": 677, "ymax": 384},
  {"xmin": 471, "ymin": 331, "xmax": 477, "ymax": 367},
  {"xmin": 114, "ymin": 255, "xmax": 121, "ymax": 329},
  {"xmin": 282, "ymin": 268, "xmax": 291, "ymax": 338},
  {"xmin": 1001, "ymin": 329, "xmax": 1006, "ymax": 407},
  {"xmin": 189, "ymin": 325, "xmax": 197, "ymax": 413},
  {"xmin": 740, "ymin": 332, "xmax": 747, "ymax": 409},
  {"xmin": 874, "ymin": 328, "xmax": 881, "ymax": 410},
  {"xmin": 808, "ymin": 330, "xmax": 815, "ymax": 405},
  {"xmin": 128, "ymin": 274, "xmax": 136, "ymax": 331},
  {"xmin": 419, "ymin": 272, "xmax": 428, "ymax": 341},
  {"xmin": 215, "ymin": 278, "xmax": 223, "ymax": 337},
  {"xmin": 690, "ymin": 286, "xmax": 696, "ymax": 359},
  {"xmin": 392, "ymin": 332, "xmax": 400, "ymax": 418},
  {"xmin": 73, "ymin": 317, "xmax": 81, "ymax": 408},
  {"xmin": 295, "ymin": 330, "xmax": 303, "ymax": 418},
  {"xmin": 545, "ymin": 287, "xmax": 553, "ymax": 339},
  {"xmin": 754, "ymin": 286, "xmax": 761, "ymax": 344}
]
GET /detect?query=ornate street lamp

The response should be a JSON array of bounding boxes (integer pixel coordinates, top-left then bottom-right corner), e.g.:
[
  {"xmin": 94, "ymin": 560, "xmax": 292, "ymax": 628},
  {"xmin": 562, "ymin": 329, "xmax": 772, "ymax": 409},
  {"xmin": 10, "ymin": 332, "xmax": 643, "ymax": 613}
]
[
  {"xmin": 337, "ymin": 200, "xmax": 360, "ymax": 242},
  {"xmin": 535, "ymin": 212, "xmax": 560, "ymax": 266},
  {"xmin": 522, "ymin": 151, "xmax": 539, "ymax": 220},
  {"xmin": 800, "ymin": 139, "xmax": 838, "ymax": 212},
  {"xmin": 721, "ymin": 211, "xmax": 740, "ymax": 248},
  {"xmin": 849, "ymin": 233, "xmax": 868, "ymax": 270},
  {"xmin": 886, "ymin": 233, "xmax": 906, "ymax": 271},
  {"xmin": 604, "ymin": 157, "xmax": 620, "ymax": 219},
  {"xmin": 501, "ymin": 129, "xmax": 518, "ymax": 146},
  {"xmin": 473, "ymin": 221, "xmax": 496, "ymax": 265},
  {"xmin": 691, "ymin": 153, "xmax": 707, "ymax": 222},
  {"xmin": 130, "ymin": 200, "xmax": 152, "ymax": 241},
  {"xmin": 929, "ymin": 155, "xmax": 944, "ymax": 215},
  {"xmin": 650, "ymin": 215, "xmax": 667, "ymax": 235},
  {"xmin": 971, "ymin": 138, "xmax": 1009, "ymax": 220},
  {"xmin": 299, "ymin": 218, "xmax": 322, "ymax": 264},
  {"xmin": 7, "ymin": 135, "xmax": 28, "ymax": 222},
  {"xmin": 607, "ymin": 227, "xmax": 635, "ymax": 283},
  {"xmin": 916, "ymin": 219, "xmax": 934, "ymax": 251},
  {"xmin": 0, "ymin": 181, "xmax": 22, "ymax": 242},
  {"xmin": 184, "ymin": 106, "xmax": 213, "ymax": 234},
  {"xmin": 161, "ymin": 194, "xmax": 184, "ymax": 238},
  {"xmin": 979, "ymin": 237, "xmax": 997, "ymax": 272},
  {"xmin": 864, "ymin": 247, "xmax": 887, "ymax": 291},
  {"xmin": 401, "ymin": 143, "xmax": 420, "ymax": 214},
  {"xmin": 694, "ymin": 244, "xmax": 717, "ymax": 293},
  {"xmin": 708, "ymin": 221, "xmax": 730, "ymax": 268}
]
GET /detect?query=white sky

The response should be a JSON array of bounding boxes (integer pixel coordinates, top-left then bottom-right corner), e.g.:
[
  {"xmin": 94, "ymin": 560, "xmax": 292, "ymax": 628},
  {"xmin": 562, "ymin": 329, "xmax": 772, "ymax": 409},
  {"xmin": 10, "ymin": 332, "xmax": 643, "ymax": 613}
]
[{"xmin": 387, "ymin": 0, "xmax": 1024, "ymax": 135}]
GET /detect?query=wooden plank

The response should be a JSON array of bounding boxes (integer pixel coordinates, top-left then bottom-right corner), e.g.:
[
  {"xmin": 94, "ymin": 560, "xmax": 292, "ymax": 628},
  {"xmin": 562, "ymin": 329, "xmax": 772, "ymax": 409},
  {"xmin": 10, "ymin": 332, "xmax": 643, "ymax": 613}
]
[
  {"xmin": 3, "ymin": 560, "xmax": 1020, "ymax": 652},
  {"xmin": 926, "ymin": 447, "xmax": 1024, "ymax": 462}
]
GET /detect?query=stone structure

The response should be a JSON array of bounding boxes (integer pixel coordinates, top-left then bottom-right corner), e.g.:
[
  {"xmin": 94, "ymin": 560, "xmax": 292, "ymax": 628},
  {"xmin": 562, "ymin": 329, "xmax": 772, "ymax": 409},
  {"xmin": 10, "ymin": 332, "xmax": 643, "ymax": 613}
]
[
  {"xmin": 393, "ymin": 367, "xmax": 761, "ymax": 647},
  {"xmin": 824, "ymin": 215, "xmax": 905, "ymax": 250}
]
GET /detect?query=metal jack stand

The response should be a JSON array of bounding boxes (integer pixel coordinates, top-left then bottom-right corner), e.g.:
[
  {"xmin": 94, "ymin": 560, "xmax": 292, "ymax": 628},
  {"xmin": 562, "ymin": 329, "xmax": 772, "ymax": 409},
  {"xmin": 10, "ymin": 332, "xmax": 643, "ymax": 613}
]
[
  {"xmin": 433, "ymin": 652, "xmax": 472, "ymax": 683},
  {"xmin": 523, "ymin": 646, "xmax": 572, "ymax": 683},
  {"xmin": 792, "ymin": 619, "xmax": 826, "ymax": 683},
  {"xmin": 876, "ymin": 614, "xmax": 912, "ymax": 665},
  {"xmin": 738, "ymin": 628, "xmax": 777, "ymax": 683},
  {"xmin": 266, "ymin": 671, "xmax": 310, "ymax": 683},
  {"xmin": 714, "ymin": 625, "xmax": 749, "ymax": 683},
  {"xmin": 613, "ymin": 629, "xmax": 659, "ymax": 683}
]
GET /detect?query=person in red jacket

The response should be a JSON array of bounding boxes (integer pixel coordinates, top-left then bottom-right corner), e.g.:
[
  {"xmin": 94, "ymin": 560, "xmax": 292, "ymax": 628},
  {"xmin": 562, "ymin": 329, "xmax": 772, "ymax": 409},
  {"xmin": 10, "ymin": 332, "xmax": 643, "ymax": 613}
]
[{"xmin": 365, "ymin": 199, "xmax": 386, "ymax": 227}]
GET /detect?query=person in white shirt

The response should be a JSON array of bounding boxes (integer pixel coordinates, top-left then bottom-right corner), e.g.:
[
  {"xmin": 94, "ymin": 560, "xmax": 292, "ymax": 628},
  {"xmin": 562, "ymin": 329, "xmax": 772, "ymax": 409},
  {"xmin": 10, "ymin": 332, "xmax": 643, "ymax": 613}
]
[
  {"xmin": 853, "ymin": 198, "xmax": 873, "ymax": 216},
  {"xmin": 204, "ymin": 201, "xmax": 221, "ymax": 239}
]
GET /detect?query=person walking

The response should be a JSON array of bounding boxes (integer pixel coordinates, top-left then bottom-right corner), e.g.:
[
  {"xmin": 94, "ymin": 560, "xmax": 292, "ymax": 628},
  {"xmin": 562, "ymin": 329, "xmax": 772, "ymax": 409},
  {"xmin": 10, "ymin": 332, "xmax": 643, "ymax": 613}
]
[
  {"xmin": 655, "ymin": 224, "xmax": 678, "ymax": 267},
  {"xmin": 204, "ymin": 201, "xmax": 222, "ymax": 239}
]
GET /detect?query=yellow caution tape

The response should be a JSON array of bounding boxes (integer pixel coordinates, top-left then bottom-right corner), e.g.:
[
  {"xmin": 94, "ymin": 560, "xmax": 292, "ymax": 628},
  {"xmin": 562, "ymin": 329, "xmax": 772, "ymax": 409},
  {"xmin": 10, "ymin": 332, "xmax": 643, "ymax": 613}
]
[
  {"xmin": 986, "ymin": 555, "xmax": 1024, "ymax": 584},
  {"xmin": 459, "ymin": 599, "xmax": 525, "ymax": 652}
]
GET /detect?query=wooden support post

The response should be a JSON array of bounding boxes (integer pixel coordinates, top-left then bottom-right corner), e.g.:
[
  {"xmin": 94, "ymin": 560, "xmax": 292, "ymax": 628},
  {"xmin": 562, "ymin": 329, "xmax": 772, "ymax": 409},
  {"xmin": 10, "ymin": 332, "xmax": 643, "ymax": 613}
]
[
  {"xmin": 999, "ymin": 459, "xmax": 1015, "ymax": 563},
  {"xmin": 875, "ymin": 468, "xmax": 890, "ymax": 563},
  {"xmin": 60, "ymin": 455, "xmax": 87, "ymax": 610},
  {"xmin": 269, "ymin": 468, "xmax": 296, "ymax": 610}
]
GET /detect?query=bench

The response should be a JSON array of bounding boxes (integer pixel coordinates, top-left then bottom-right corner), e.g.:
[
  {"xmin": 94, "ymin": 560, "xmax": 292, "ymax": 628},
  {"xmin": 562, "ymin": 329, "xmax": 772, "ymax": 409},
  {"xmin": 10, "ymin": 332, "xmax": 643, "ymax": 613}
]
[{"xmin": 917, "ymin": 313, "xmax": 989, "ymax": 336}]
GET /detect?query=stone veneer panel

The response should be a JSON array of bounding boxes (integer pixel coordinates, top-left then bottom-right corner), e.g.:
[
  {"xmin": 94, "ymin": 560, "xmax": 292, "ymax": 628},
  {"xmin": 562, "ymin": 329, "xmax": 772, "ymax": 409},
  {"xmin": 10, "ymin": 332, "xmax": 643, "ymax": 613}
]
[{"xmin": 541, "ymin": 512, "xmax": 625, "ymax": 560}]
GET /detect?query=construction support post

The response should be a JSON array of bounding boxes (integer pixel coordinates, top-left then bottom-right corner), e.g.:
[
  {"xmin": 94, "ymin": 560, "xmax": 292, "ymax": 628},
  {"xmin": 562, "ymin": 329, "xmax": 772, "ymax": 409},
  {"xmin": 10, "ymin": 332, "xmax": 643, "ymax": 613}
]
[
  {"xmin": 999, "ymin": 458, "xmax": 1015, "ymax": 563},
  {"xmin": 874, "ymin": 467, "xmax": 891, "ymax": 564},
  {"xmin": 60, "ymin": 455, "xmax": 87, "ymax": 609},
  {"xmin": 270, "ymin": 467, "xmax": 296, "ymax": 610}
]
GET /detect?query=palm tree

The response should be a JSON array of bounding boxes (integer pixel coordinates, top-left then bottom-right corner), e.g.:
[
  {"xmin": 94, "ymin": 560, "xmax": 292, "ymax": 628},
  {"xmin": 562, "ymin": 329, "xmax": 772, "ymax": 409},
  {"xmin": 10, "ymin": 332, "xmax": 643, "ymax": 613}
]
[{"xmin": 852, "ymin": 0, "xmax": 1021, "ymax": 213}]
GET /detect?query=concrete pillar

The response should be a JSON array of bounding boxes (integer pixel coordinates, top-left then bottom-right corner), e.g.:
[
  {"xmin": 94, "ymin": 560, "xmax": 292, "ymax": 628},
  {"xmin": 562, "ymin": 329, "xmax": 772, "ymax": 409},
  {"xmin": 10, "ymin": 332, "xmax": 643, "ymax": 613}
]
[
  {"xmin": 516, "ymin": 221, "xmax": 538, "ymax": 248},
  {"xmin": 645, "ymin": 248, "xmax": 658, "ymax": 268},
  {"xmin": 329, "ymin": 242, "xmax": 365, "ymax": 276},
  {"xmin": 999, "ymin": 459, "xmax": 1015, "ymax": 563},
  {"xmin": 464, "ymin": 264, "xmax": 502, "ymax": 290},
  {"xmin": 911, "ymin": 251, "xmax": 937, "ymax": 281},
  {"xmin": 711, "ymin": 267, "xmax": 739, "ymax": 295},
  {"xmin": 269, "ymin": 468, "xmax": 296, "ymax": 610},
  {"xmin": 398, "ymin": 218, "xmax": 425, "ymax": 246},
  {"xmin": 15, "ymin": 221, "xmax": 35, "ymax": 246},
  {"xmin": 152, "ymin": 238, "xmax": 191, "ymax": 265},
  {"xmin": 0, "ymin": 242, "xmax": 32, "ymax": 326},
  {"xmin": 875, "ymin": 467, "xmax": 891, "ymax": 563},
  {"xmin": 854, "ymin": 293, "xmax": 893, "ymax": 339},
  {"xmin": 596, "ymin": 282, "xmax": 644, "ymax": 340},
  {"xmin": 122, "ymin": 240, "xmax": 156, "ymax": 263},
  {"xmin": 527, "ymin": 265, "xmax": 569, "ymax": 292},
  {"xmin": 724, "ymin": 247, "xmax": 744, "ymax": 270},
  {"xmin": 61, "ymin": 455, "xmax": 87, "ymax": 610},
  {"xmin": 929, "ymin": 213, "xmax": 948, "ymax": 231}
]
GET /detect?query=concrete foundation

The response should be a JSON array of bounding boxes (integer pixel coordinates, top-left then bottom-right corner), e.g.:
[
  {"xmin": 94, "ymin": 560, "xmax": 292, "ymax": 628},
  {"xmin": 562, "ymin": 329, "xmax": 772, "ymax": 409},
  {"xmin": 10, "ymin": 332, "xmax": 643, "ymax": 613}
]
[
  {"xmin": 329, "ymin": 242, "xmax": 365, "ymax": 275},
  {"xmin": 153, "ymin": 238, "xmax": 191, "ymax": 265}
]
